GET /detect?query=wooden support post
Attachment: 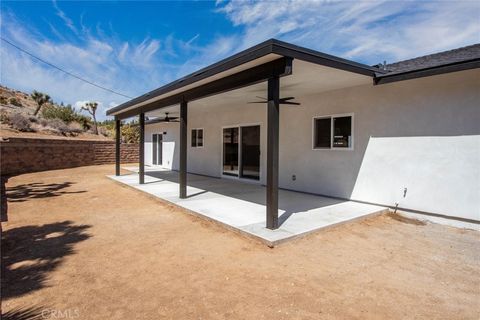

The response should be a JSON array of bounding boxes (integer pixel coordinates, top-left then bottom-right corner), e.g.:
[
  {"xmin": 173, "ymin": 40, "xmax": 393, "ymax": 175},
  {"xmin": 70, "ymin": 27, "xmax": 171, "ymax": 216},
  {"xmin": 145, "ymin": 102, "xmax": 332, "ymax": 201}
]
[
  {"xmin": 115, "ymin": 118, "xmax": 121, "ymax": 176},
  {"xmin": 139, "ymin": 113, "xmax": 145, "ymax": 184},
  {"xmin": 266, "ymin": 76, "xmax": 280, "ymax": 229},
  {"xmin": 179, "ymin": 100, "xmax": 188, "ymax": 198}
]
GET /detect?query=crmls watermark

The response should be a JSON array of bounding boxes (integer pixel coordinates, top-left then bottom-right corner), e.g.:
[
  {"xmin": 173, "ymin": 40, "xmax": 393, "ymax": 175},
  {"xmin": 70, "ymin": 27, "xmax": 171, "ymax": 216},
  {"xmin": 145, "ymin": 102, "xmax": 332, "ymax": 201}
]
[{"xmin": 41, "ymin": 308, "xmax": 80, "ymax": 319}]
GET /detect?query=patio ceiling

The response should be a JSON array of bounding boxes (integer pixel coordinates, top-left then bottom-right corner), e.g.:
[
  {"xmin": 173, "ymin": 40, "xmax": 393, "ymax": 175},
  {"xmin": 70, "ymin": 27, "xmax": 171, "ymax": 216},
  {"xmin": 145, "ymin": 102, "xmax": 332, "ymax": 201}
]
[
  {"xmin": 146, "ymin": 59, "xmax": 372, "ymax": 118},
  {"xmin": 107, "ymin": 39, "xmax": 381, "ymax": 120}
]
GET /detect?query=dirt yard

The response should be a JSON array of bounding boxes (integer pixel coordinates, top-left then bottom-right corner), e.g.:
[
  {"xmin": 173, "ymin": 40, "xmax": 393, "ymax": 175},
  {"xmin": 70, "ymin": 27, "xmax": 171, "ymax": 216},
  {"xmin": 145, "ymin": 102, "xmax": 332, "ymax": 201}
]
[{"xmin": 1, "ymin": 165, "xmax": 479, "ymax": 319}]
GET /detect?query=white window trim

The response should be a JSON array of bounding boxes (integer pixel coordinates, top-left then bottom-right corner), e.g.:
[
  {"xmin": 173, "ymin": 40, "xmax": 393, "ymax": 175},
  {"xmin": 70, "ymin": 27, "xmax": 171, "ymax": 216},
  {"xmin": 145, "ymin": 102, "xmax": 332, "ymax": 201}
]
[
  {"xmin": 312, "ymin": 113, "xmax": 354, "ymax": 151},
  {"xmin": 191, "ymin": 128, "xmax": 204, "ymax": 148}
]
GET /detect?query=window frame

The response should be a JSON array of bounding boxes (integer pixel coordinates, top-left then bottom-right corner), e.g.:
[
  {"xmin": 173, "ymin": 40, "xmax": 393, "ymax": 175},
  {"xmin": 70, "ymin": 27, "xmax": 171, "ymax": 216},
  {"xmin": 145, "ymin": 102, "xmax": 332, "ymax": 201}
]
[
  {"xmin": 312, "ymin": 113, "xmax": 354, "ymax": 151},
  {"xmin": 191, "ymin": 128, "xmax": 204, "ymax": 148}
]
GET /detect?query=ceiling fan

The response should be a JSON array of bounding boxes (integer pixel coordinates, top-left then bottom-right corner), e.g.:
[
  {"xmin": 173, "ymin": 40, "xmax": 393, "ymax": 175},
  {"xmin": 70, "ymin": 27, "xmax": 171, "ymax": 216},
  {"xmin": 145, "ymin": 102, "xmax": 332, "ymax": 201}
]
[
  {"xmin": 157, "ymin": 112, "xmax": 179, "ymax": 123},
  {"xmin": 247, "ymin": 96, "xmax": 300, "ymax": 105}
]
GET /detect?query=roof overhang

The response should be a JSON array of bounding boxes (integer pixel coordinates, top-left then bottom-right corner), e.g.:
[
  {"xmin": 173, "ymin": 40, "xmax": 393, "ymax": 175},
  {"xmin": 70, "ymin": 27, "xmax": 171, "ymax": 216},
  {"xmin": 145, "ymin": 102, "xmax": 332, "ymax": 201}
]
[
  {"xmin": 374, "ymin": 58, "xmax": 480, "ymax": 85},
  {"xmin": 107, "ymin": 39, "xmax": 383, "ymax": 119}
]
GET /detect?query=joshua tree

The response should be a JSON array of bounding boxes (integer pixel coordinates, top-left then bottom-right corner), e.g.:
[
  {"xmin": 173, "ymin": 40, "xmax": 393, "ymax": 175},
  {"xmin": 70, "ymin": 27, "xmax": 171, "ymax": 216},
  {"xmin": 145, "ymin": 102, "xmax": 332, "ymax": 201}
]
[
  {"xmin": 81, "ymin": 101, "xmax": 99, "ymax": 134},
  {"xmin": 31, "ymin": 91, "xmax": 51, "ymax": 116}
]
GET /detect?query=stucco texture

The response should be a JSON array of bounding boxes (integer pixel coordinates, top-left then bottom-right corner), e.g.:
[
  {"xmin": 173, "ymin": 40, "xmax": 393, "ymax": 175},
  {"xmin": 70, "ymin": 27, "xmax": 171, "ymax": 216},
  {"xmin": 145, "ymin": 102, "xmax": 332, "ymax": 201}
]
[{"xmin": 143, "ymin": 69, "xmax": 480, "ymax": 221}]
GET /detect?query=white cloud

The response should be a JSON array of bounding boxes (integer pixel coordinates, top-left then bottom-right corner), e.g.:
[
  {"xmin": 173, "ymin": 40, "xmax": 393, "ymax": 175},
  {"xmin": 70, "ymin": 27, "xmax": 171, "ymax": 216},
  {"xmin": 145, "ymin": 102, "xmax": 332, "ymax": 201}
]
[
  {"xmin": 52, "ymin": 0, "xmax": 78, "ymax": 34},
  {"xmin": 217, "ymin": 0, "xmax": 480, "ymax": 63}
]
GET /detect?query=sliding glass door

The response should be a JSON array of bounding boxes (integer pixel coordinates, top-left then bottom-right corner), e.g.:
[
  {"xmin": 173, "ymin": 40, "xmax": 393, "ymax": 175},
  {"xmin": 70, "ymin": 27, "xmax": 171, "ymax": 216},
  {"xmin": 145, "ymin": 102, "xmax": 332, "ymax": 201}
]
[
  {"xmin": 222, "ymin": 127, "xmax": 239, "ymax": 176},
  {"xmin": 240, "ymin": 125, "xmax": 260, "ymax": 180},
  {"xmin": 222, "ymin": 125, "xmax": 260, "ymax": 180},
  {"xmin": 152, "ymin": 133, "xmax": 162, "ymax": 165}
]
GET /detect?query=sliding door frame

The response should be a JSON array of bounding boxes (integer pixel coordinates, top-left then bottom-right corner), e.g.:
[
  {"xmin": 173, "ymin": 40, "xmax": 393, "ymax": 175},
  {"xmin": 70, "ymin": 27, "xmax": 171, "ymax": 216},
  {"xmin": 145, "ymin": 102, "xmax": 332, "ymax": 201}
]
[{"xmin": 220, "ymin": 122, "xmax": 262, "ymax": 183}]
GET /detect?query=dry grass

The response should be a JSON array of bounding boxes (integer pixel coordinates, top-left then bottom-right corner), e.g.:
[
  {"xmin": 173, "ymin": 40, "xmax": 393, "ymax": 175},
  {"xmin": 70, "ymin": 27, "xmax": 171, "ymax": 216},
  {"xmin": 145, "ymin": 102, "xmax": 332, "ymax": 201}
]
[{"xmin": 2, "ymin": 165, "xmax": 479, "ymax": 319}]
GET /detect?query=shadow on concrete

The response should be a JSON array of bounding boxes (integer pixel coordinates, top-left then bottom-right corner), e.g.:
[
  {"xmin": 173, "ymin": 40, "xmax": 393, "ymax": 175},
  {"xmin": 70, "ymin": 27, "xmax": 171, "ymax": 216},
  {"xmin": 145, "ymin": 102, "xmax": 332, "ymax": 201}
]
[
  {"xmin": 1, "ymin": 221, "xmax": 91, "ymax": 300},
  {"xmin": 145, "ymin": 170, "xmax": 345, "ymax": 227},
  {"xmin": 6, "ymin": 182, "xmax": 86, "ymax": 203}
]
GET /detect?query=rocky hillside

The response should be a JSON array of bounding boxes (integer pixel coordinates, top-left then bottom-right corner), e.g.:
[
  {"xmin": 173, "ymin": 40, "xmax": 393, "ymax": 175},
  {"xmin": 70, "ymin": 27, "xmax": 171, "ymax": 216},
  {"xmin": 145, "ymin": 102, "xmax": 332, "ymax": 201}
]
[
  {"xmin": 0, "ymin": 85, "xmax": 111, "ymax": 140},
  {"xmin": 0, "ymin": 85, "xmax": 38, "ymax": 114}
]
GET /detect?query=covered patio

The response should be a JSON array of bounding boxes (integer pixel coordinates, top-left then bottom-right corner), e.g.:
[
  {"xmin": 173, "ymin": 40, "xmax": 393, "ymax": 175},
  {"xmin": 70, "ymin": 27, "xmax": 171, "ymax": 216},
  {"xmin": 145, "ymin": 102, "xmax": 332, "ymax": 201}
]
[
  {"xmin": 107, "ymin": 39, "xmax": 384, "ymax": 234},
  {"xmin": 109, "ymin": 167, "xmax": 386, "ymax": 246}
]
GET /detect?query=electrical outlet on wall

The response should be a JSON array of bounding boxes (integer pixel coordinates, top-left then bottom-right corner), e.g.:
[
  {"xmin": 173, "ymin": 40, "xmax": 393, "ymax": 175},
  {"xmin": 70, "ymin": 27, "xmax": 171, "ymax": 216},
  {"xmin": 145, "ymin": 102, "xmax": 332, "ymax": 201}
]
[{"xmin": 292, "ymin": 174, "xmax": 296, "ymax": 181}]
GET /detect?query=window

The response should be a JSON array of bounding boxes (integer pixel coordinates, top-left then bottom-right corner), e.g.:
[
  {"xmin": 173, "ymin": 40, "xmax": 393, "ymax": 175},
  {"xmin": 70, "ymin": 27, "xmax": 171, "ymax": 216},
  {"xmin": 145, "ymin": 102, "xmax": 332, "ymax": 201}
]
[
  {"xmin": 313, "ymin": 114, "xmax": 353, "ymax": 149},
  {"xmin": 191, "ymin": 128, "xmax": 204, "ymax": 147}
]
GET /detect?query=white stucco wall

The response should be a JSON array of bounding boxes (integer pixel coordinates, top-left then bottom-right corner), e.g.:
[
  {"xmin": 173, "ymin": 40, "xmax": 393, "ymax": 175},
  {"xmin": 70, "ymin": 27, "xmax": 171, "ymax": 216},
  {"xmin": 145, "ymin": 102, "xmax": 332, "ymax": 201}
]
[
  {"xmin": 145, "ymin": 122, "xmax": 179, "ymax": 170},
  {"xmin": 144, "ymin": 69, "xmax": 480, "ymax": 221}
]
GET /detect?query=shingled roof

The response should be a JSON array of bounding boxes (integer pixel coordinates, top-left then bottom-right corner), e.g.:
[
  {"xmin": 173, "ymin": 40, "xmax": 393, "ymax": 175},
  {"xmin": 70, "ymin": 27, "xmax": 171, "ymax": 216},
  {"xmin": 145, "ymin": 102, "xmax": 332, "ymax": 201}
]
[{"xmin": 383, "ymin": 43, "xmax": 480, "ymax": 74}]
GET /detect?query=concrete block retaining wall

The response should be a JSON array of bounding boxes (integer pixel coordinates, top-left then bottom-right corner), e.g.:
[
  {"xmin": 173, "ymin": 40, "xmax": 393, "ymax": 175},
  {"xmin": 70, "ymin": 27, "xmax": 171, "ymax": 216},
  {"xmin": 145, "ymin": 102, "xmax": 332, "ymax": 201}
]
[{"xmin": 0, "ymin": 137, "xmax": 138, "ymax": 176}]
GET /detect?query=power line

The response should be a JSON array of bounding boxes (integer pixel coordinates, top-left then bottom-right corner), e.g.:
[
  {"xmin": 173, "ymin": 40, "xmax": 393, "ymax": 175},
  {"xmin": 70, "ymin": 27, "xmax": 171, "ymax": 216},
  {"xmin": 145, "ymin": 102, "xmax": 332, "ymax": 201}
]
[{"xmin": 1, "ymin": 37, "xmax": 133, "ymax": 99}]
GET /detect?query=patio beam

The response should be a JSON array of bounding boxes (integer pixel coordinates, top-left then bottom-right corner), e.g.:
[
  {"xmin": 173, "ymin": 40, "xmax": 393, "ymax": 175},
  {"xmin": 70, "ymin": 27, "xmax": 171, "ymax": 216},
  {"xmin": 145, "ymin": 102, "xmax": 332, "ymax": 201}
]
[
  {"xmin": 179, "ymin": 99, "xmax": 188, "ymax": 199},
  {"xmin": 266, "ymin": 75, "xmax": 280, "ymax": 230},
  {"xmin": 115, "ymin": 118, "xmax": 121, "ymax": 176},
  {"xmin": 139, "ymin": 113, "xmax": 145, "ymax": 184}
]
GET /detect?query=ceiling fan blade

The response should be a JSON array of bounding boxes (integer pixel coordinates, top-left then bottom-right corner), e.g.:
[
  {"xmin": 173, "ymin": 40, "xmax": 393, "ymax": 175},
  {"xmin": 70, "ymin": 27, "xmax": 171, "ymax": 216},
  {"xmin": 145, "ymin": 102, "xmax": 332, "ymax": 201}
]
[
  {"xmin": 280, "ymin": 97, "xmax": 295, "ymax": 101},
  {"xmin": 280, "ymin": 101, "xmax": 301, "ymax": 105},
  {"xmin": 247, "ymin": 101, "xmax": 267, "ymax": 104}
]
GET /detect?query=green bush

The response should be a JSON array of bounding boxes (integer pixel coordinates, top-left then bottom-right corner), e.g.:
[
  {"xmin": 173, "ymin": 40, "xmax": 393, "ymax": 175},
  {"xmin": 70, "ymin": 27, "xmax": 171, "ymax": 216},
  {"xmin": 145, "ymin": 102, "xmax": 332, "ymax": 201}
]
[
  {"xmin": 9, "ymin": 97, "xmax": 22, "ymax": 107},
  {"xmin": 41, "ymin": 104, "xmax": 92, "ymax": 130},
  {"xmin": 121, "ymin": 123, "xmax": 139, "ymax": 143},
  {"xmin": 0, "ymin": 96, "xmax": 8, "ymax": 104}
]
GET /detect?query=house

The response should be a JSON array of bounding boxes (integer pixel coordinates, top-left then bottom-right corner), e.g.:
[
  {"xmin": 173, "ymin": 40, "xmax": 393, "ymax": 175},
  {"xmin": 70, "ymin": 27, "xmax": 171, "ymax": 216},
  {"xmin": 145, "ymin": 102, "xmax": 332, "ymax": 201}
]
[{"xmin": 106, "ymin": 39, "xmax": 480, "ymax": 229}]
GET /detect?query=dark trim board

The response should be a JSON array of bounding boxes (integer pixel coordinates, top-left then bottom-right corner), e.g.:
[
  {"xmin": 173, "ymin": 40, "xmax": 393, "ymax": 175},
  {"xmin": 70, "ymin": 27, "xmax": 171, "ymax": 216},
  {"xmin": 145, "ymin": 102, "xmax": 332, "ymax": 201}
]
[
  {"xmin": 139, "ymin": 113, "xmax": 145, "ymax": 184},
  {"xmin": 266, "ymin": 76, "xmax": 280, "ymax": 229},
  {"xmin": 115, "ymin": 119, "xmax": 121, "ymax": 176},
  {"xmin": 271, "ymin": 40, "xmax": 381, "ymax": 76},
  {"xmin": 374, "ymin": 58, "xmax": 480, "ymax": 85},
  {"xmin": 179, "ymin": 100, "xmax": 188, "ymax": 199}
]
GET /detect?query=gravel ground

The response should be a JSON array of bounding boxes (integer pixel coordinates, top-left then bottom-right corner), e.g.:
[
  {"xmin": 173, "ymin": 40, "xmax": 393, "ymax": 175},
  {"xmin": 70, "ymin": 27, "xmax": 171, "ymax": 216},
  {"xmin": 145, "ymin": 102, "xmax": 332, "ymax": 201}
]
[{"xmin": 1, "ymin": 165, "xmax": 479, "ymax": 319}]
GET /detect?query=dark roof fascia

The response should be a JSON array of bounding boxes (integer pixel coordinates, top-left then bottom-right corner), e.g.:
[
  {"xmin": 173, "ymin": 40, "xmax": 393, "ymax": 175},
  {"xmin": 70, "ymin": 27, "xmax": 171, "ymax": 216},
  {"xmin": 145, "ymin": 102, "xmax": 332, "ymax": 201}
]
[
  {"xmin": 269, "ymin": 39, "xmax": 384, "ymax": 77},
  {"xmin": 107, "ymin": 39, "xmax": 383, "ymax": 117},
  {"xmin": 106, "ymin": 40, "xmax": 276, "ymax": 116},
  {"xmin": 374, "ymin": 58, "xmax": 480, "ymax": 85}
]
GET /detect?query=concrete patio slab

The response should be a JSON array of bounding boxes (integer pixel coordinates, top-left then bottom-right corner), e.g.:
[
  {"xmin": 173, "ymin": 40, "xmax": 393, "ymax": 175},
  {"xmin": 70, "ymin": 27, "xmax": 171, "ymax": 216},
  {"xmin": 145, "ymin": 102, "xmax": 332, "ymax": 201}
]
[{"xmin": 108, "ymin": 167, "xmax": 388, "ymax": 246}]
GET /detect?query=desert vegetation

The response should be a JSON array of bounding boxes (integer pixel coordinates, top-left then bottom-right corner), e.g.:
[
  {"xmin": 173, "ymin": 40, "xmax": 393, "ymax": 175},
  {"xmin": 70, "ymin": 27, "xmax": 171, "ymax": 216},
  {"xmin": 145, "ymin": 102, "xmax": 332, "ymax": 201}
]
[{"xmin": 0, "ymin": 85, "xmax": 139, "ymax": 142}]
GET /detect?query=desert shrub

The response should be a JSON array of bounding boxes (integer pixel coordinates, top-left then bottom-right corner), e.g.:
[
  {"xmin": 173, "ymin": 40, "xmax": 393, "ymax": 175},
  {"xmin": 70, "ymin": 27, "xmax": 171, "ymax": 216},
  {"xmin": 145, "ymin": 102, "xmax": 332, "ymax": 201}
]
[
  {"xmin": 41, "ymin": 103, "xmax": 92, "ymax": 129},
  {"xmin": 38, "ymin": 118, "xmax": 49, "ymax": 127},
  {"xmin": 8, "ymin": 97, "xmax": 22, "ymax": 107},
  {"xmin": 42, "ymin": 104, "xmax": 76, "ymax": 122},
  {"xmin": 68, "ymin": 121, "xmax": 84, "ymax": 134},
  {"xmin": 0, "ymin": 111, "xmax": 9, "ymax": 124},
  {"xmin": 28, "ymin": 115, "xmax": 39, "ymax": 123},
  {"xmin": 97, "ymin": 125, "xmax": 110, "ymax": 137},
  {"xmin": 44, "ymin": 118, "xmax": 70, "ymax": 135},
  {"xmin": 121, "ymin": 123, "xmax": 140, "ymax": 143},
  {"xmin": 75, "ymin": 115, "xmax": 92, "ymax": 130},
  {"xmin": 0, "ymin": 96, "xmax": 8, "ymax": 104},
  {"xmin": 9, "ymin": 113, "xmax": 33, "ymax": 132}
]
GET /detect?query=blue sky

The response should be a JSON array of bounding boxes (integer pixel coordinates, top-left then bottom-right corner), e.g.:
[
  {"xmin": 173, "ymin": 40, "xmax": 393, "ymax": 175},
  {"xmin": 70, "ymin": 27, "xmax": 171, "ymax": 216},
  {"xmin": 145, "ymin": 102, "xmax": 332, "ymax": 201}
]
[{"xmin": 1, "ymin": 1, "xmax": 479, "ymax": 120}]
